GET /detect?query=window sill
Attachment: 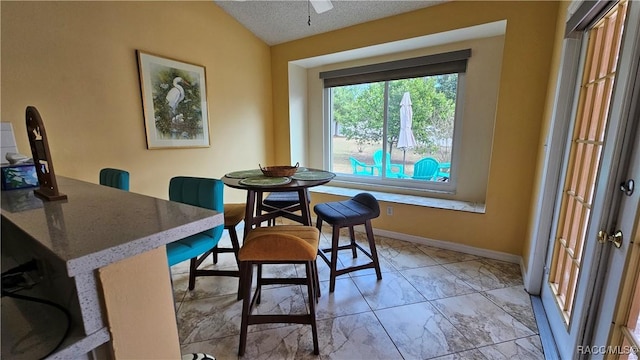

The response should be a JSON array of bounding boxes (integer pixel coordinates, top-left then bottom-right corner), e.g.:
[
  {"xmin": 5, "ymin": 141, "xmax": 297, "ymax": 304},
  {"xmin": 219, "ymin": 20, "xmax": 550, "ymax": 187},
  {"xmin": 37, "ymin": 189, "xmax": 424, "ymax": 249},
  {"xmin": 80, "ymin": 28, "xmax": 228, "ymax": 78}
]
[{"xmin": 311, "ymin": 185, "xmax": 486, "ymax": 214}]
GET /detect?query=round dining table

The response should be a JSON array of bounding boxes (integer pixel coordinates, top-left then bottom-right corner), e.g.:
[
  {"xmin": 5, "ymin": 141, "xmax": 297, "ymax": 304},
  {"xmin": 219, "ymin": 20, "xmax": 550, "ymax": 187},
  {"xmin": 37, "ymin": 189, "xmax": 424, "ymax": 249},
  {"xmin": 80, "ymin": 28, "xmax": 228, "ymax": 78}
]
[{"xmin": 222, "ymin": 167, "xmax": 335, "ymax": 238}]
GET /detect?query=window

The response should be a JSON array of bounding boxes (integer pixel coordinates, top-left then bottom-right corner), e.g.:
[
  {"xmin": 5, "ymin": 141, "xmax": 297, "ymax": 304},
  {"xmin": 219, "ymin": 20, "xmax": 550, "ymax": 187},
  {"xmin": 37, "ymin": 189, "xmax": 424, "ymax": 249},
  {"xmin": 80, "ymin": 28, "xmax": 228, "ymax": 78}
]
[{"xmin": 320, "ymin": 50, "xmax": 470, "ymax": 192}]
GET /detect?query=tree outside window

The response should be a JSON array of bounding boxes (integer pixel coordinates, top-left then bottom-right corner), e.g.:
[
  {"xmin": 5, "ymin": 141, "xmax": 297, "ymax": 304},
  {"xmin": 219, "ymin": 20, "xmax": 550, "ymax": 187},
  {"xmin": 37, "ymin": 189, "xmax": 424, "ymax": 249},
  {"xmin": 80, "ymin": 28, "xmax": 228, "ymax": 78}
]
[{"xmin": 330, "ymin": 74, "xmax": 458, "ymax": 180}]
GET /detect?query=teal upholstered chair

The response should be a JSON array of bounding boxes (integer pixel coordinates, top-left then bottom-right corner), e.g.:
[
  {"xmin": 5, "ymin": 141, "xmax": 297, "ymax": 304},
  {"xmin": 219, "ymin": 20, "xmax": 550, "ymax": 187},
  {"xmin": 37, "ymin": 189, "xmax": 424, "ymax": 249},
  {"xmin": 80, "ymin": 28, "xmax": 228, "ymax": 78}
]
[
  {"xmin": 373, "ymin": 150, "xmax": 405, "ymax": 178},
  {"xmin": 349, "ymin": 157, "xmax": 375, "ymax": 176},
  {"xmin": 99, "ymin": 168, "xmax": 130, "ymax": 190},
  {"xmin": 412, "ymin": 157, "xmax": 450, "ymax": 181},
  {"xmin": 166, "ymin": 176, "xmax": 229, "ymax": 290}
]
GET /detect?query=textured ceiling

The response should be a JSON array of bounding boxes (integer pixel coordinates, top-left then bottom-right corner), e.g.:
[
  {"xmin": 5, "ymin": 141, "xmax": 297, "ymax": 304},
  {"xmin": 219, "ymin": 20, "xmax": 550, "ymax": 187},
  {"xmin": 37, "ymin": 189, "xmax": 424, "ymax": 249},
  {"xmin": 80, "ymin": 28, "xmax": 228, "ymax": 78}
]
[{"xmin": 213, "ymin": 0, "xmax": 447, "ymax": 45}]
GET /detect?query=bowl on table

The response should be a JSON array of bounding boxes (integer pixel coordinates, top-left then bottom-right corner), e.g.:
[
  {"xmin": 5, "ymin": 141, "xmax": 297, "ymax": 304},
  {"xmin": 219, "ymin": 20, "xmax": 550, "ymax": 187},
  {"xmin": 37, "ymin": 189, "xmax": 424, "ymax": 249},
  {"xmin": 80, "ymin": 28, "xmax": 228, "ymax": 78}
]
[{"xmin": 259, "ymin": 162, "xmax": 299, "ymax": 177}]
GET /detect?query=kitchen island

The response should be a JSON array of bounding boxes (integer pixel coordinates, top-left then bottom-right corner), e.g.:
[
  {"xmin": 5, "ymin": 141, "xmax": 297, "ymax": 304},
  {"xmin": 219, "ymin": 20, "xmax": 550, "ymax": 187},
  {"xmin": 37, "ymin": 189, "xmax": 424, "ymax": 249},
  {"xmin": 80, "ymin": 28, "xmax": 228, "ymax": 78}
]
[{"xmin": 1, "ymin": 176, "xmax": 223, "ymax": 359}]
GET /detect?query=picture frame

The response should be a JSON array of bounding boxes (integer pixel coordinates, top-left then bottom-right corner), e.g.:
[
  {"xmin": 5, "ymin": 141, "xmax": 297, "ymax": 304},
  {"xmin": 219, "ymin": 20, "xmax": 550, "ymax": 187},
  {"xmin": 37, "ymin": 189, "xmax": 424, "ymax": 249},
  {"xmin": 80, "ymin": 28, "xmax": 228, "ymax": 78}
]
[{"xmin": 137, "ymin": 51, "xmax": 210, "ymax": 149}]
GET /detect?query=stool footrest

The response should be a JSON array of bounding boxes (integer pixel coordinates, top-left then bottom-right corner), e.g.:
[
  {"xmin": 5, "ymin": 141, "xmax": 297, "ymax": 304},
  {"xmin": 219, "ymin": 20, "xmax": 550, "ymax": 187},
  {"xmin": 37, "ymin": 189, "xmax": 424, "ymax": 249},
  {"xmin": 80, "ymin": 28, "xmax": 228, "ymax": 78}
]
[
  {"xmin": 212, "ymin": 248, "xmax": 237, "ymax": 254},
  {"xmin": 317, "ymin": 251, "xmax": 376, "ymax": 275},
  {"xmin": 258, "ymin": 278, "xmax": 307, "ymax": 286},
  {"xmin": 319, "ymin": 242, "xmax": 375, "ymax": 263},
  {"xmin": 194, "ymin": 269, "xmax": 240, "ymax": 278},
  {"xmin": 321, "ymin": 242, "xmax": 373, "ymax": 259},
  {"xmin": 334, "ymin": 262, "xmax": 376, "ymax": 276},
  {"xmin": 247, "ymin": 314, "xmax": 313, "ymax": 325}
]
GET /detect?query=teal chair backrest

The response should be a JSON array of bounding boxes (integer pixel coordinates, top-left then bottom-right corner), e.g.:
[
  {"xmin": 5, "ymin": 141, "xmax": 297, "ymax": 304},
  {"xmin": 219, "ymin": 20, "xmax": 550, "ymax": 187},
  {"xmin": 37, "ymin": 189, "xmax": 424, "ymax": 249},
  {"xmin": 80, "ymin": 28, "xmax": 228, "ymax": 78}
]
[
  {"xmin": 412, "ymin": 157, "xmax": 439, "ymax": 180},
  {"xmin": 99, "ymin": 168, "xmax": 130, "ymax": 190},
  {"xmin": 373, "ymin": 149, "xmax": 405, "ymax": 176},
  {"xmin": 168, "ymin": 176, "xmax": 224, "ymax": 251},
  {"xmin": 372, "ymin": 150, "xmax": 386, "ymax": 167}
]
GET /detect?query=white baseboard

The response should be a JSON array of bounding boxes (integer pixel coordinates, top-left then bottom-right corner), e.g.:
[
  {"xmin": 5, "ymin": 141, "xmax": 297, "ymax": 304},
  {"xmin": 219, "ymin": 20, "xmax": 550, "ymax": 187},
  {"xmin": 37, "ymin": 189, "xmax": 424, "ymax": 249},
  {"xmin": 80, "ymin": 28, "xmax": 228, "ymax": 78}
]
[
  {"xmin": 521, "ymin": 258, "xmax": 530, "ymax": 291},
  {"xmin": 281, "ymin": 218, "xmax": 522, "ymax": 266},
  {"xmin": 371, "ymin": 227, "xmax": 523, "ymax": 265}
]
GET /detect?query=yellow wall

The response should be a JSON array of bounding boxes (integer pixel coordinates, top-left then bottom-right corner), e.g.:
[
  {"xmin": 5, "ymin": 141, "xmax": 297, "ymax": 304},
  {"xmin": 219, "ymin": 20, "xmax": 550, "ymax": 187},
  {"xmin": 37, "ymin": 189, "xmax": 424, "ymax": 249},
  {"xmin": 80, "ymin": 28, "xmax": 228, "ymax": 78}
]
[
  {"xmin": 2, "ymin": 1, "xmax": 563, "ymax": 258},
  {"xmin": 271, "ymin": 1, "xmax": 560, "ymax": 256},
  {"xmin": 1, "ymin": 1, "xmax": 273, "ymax": 354},
  {"xmin": 1, "ymin": 1, "xmax": 272, "ymax": 203}
]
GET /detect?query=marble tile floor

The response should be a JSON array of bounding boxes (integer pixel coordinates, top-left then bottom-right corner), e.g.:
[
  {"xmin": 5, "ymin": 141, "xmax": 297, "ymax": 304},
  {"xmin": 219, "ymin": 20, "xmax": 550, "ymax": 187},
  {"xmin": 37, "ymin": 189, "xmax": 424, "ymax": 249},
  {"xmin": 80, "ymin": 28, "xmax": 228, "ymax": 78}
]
[{"xmin": 170, "ymin": 224, "xmax": 545, "ymax": 360}]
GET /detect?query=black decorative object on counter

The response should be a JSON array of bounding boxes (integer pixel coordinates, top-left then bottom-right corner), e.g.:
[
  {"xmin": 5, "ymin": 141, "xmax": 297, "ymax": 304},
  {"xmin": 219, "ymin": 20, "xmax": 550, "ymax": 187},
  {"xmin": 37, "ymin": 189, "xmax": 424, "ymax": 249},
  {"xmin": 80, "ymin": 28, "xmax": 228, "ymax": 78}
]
[{"xmin": 25, "ymin": 106, "xmax": 67, "ymax": 201}]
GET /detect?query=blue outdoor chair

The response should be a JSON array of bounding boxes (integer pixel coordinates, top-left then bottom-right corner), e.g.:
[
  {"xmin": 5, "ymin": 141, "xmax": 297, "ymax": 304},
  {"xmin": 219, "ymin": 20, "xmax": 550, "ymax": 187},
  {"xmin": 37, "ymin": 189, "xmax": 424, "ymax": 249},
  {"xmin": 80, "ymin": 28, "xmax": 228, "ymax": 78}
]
[
  {"xmin": 438, "ymin": 162, "xmax": 451, "ymax": 180},
  {"xmin": 350, "ymin": 157, "xmax": 375, "ymax": 176},
  {"xmin": 166, "ymin": 176, "xmax": 233, "ymax": 291},
  {"xmin": 412, "ymin": 157, "xmax": 450, "ymax": 181},
  {"xmin": 99, "ymin": 168, "xmax": 129, "ymax": 190},
  {"xmin": 373, "ymin": 150, "xmax": 405, "ymax": 178}
]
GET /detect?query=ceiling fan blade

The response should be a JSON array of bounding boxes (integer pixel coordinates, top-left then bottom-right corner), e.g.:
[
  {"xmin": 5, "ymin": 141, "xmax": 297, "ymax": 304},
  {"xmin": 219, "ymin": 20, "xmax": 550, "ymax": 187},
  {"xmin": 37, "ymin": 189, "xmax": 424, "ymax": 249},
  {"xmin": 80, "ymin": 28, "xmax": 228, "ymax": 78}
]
[{"xmin": 310, "ymin": 0, "xmax": 333, "ymax": 14}]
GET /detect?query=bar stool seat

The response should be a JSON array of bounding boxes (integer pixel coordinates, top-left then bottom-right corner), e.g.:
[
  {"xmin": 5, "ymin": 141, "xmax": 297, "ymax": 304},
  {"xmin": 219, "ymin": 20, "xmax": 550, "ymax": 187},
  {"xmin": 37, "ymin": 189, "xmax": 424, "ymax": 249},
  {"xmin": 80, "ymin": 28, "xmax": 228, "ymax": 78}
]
[
  {"xmin": 263, "ymin": 191, "xmax": 306, "ymax": 209},
  {"xmin": 314, "ymin": 193, "xmax": 382, "ymax": 293},
  {"xmin": 238, "ymin": 225, "xmax": 320, "ymax": 356}
]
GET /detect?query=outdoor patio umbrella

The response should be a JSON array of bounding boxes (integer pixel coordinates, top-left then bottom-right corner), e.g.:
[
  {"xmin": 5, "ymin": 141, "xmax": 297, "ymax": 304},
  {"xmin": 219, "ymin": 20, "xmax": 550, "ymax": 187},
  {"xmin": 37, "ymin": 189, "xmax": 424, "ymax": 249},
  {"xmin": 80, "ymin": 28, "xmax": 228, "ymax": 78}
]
[{"xmin": 397, "ymin": 92, "xmax": 417, "ymax": 165}]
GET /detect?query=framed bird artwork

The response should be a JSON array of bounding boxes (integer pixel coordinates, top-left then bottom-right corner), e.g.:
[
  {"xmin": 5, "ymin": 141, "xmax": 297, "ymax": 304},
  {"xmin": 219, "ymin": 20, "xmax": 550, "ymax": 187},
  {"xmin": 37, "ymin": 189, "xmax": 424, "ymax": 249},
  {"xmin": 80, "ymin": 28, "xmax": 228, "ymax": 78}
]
[{"xmin": 136, "ymin": 50, "xmax": 210, "ymax": 149}]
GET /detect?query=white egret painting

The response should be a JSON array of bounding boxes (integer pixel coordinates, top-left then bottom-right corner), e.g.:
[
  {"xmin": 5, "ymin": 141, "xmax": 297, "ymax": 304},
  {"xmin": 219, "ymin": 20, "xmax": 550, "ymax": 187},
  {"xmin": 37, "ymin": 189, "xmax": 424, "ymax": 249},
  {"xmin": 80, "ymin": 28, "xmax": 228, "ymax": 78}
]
[{"xmin": 137, "ymin": 51, "xmax": 210, "ymax": 149}]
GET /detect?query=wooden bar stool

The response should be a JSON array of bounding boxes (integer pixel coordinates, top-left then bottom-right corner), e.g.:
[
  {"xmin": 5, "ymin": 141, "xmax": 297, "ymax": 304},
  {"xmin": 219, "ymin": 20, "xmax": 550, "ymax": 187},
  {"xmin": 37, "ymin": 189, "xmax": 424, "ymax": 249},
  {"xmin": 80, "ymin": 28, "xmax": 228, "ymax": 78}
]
[
  {"xmin": 314, "ymin": 193, "xmax": 382, "ymax": 293},
  {"xmin": 238, "ymin": 225, "xmax": 320, "ymax": 356},
  {"xmin": 260, "ymin": 190, "xmax": 311, "ymax": 226},
  {"xmin": 211, "ymin": 203, "xmax": 245, "ymax": 265}
]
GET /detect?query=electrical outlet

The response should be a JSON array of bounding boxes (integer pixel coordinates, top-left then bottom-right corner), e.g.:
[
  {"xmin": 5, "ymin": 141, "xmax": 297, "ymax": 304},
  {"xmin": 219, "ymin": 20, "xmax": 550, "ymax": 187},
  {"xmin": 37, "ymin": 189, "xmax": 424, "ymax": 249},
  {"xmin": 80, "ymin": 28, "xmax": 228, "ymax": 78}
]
[{"xmin": 386, "ymin": 206, "xmax": 393, "ymax": 216}]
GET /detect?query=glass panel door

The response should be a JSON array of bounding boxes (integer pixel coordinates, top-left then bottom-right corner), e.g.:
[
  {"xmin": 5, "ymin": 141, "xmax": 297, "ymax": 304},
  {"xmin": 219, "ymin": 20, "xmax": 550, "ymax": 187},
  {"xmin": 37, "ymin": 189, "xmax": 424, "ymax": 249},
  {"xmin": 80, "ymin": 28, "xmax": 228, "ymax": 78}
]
[
  {"xmin": 540, "ymin": 2, "xmax": 630, "ymax": 358},
  {"xmin": 548, "ymin": 0, "xmax": 627, "ymax": 323}
]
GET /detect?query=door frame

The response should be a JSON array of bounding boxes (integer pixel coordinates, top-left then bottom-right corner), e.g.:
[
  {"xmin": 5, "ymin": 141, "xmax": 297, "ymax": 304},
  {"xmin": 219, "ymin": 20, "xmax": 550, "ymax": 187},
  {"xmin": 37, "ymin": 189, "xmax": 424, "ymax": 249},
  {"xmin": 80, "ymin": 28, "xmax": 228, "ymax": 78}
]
[
  {"xmin": 524, "ymin": 34, "xmax": 582, "ymax": 295},
  {"xmin": 526, "ymin": 0, "xmax": 640, "ymax": 357}
]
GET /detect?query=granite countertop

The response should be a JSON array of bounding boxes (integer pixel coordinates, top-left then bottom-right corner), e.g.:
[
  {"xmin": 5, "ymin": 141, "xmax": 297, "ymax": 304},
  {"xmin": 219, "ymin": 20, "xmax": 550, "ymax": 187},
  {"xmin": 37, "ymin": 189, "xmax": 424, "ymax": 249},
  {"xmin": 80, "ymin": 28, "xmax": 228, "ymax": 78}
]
[{"xmin": 1, "ymin": 176, "xmax": 223, "ymax": 277}]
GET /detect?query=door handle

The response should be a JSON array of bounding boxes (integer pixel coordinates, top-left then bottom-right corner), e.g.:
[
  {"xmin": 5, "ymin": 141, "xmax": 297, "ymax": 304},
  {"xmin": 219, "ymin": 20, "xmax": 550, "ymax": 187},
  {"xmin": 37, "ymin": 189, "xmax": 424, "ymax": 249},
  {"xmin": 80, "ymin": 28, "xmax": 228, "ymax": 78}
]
[
  {"xmin": 598, "ymin": 230, "xmax": 623, "ymax": 248},
  {"xmin": 620, "ymin": 179, "xmax": 634, "ymax": 196}
]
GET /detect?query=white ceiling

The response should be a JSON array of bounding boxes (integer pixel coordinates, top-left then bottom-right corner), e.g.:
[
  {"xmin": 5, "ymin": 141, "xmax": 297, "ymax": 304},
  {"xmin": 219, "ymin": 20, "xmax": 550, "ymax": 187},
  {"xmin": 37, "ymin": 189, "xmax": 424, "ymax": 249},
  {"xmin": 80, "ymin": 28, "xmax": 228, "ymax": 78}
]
[{"xmin": 213, "ymin": 0, "xmax": 447, "ymax": 46}]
